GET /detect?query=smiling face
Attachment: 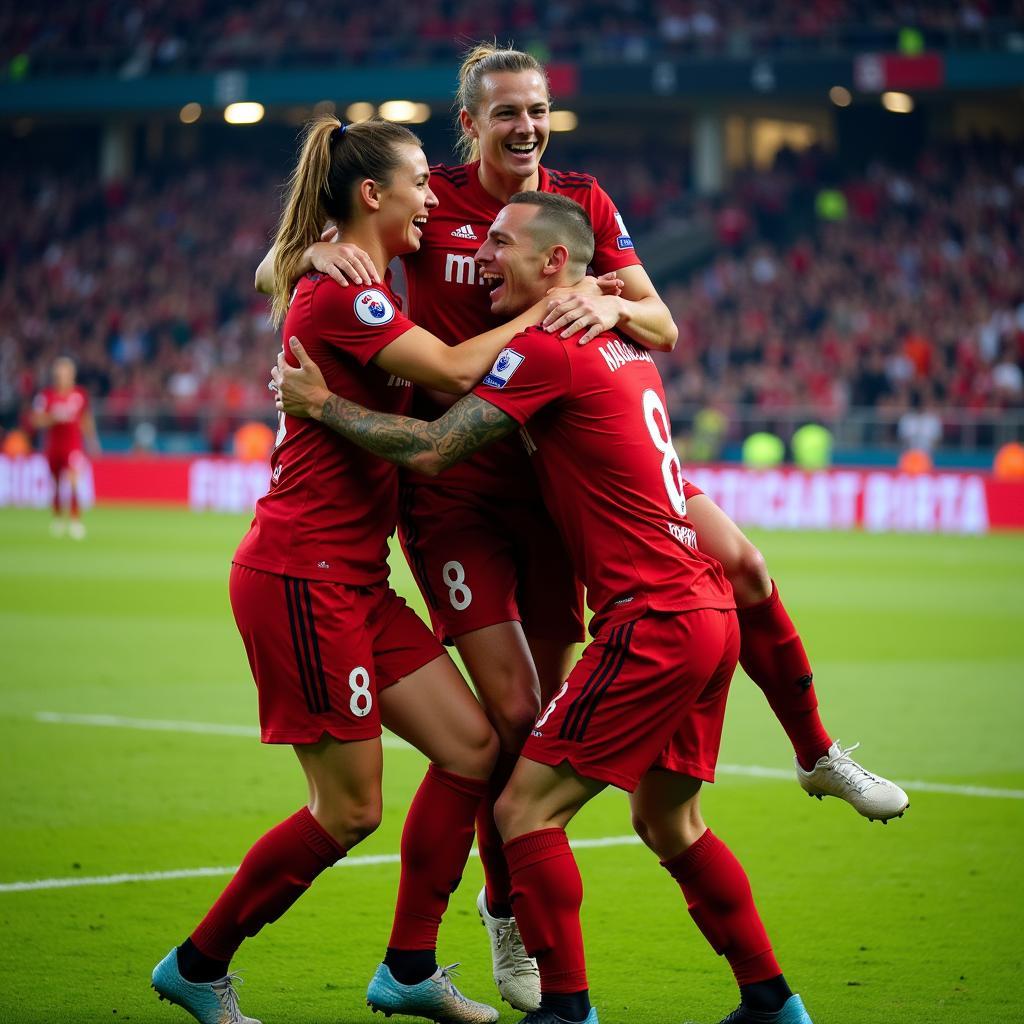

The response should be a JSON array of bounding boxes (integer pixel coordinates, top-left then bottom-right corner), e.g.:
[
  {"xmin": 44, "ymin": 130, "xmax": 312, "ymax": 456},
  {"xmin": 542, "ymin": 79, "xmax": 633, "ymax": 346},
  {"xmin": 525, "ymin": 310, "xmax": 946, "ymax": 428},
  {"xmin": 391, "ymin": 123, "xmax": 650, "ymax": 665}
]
[
  {"xmin": 375, "ymin": 143, "xmax": 438, "ymax": 257},
  {"xmin": 462, "ymin": 70, "xmax": 550, "ymax": 188},
  {"xmin": 474, "ymin": 203, "xmax": 554, "ymax": 317}
]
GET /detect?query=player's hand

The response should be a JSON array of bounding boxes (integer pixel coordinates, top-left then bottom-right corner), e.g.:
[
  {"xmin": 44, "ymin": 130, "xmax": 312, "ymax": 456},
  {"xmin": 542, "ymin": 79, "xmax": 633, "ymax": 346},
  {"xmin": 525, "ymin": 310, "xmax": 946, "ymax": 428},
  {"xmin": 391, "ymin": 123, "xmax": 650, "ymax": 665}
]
[
  {"xmin": 272, "ymin": 338, "xmax": 332, "ymax": 420},
  {"xmin": 304, "ymin": 241, "xmax": 380, "ymax": 288},
  {"xmin": 542, "ymin": 289, "xmax": 624, "ymax": 345}
]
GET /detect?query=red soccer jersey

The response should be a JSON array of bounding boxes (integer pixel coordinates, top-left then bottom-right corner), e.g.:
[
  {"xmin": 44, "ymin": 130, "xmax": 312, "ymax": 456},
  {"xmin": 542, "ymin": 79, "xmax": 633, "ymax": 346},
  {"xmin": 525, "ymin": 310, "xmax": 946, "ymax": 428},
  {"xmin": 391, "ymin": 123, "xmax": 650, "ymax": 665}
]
[
  {"xmin": 34, "ymin": 386, "xmax": 88, "ymax": 455},
  {"xmin": 233, "ymin": 274, "xmax": 415, "ymax": 584},
  {"xmin": 402, "ymin": 161, "xmax": 644, "ymax": 492},
  {"xmin": 474, "ymin": 327, "xmax": 735, "ymax": 630}
]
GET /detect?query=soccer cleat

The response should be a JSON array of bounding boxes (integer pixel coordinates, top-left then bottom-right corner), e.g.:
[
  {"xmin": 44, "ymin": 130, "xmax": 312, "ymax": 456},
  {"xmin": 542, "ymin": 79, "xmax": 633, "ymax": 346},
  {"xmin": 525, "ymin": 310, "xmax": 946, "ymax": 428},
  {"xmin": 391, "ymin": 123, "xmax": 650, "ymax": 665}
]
[
  {"xmin": 151, "ymin": 948, "xmax": 261, "ymax": 1024},
  {"xmin": 366, "ymin": 962, "xmax": 499, "ymax": 1022},
  {"xmin": 476, "ymin": 887, "xmax": 540, "ymax": 1010},
  {"xmin": 689, "ymin": 994, "xmax": 813, "ymax": 1024},
  {"xmin": 68, "ymin": 519, "xmax": 86, "ymax": 540},
  {"xmin": 517, "ymin": 1009, "xmax": 599, "ymax": 1023},
  {"xmin": 796, "ymin": 741, "xmax": 909, "ymax": 822}
]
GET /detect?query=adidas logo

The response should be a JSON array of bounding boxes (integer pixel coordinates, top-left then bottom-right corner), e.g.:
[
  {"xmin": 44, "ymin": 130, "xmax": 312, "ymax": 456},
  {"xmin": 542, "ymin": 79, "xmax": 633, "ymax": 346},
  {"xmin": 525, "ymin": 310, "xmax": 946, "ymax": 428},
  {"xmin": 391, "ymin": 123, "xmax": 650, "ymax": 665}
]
[{"xmin": 451, "ymin": 224, "xmax": 477, "ymax": 240}]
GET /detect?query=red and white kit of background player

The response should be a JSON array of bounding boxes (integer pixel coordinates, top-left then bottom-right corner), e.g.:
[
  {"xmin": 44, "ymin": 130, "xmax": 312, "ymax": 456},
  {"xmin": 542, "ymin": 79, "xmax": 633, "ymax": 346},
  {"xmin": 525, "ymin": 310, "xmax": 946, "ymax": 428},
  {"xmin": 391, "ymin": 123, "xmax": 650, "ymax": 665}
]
[
  {"xmin": 272, "ymin": 192, "xmax": 817, "ymax": 1024},
  {"xmin": 31, "ymin": 356, "xmax": 99, "ymax": 539}
]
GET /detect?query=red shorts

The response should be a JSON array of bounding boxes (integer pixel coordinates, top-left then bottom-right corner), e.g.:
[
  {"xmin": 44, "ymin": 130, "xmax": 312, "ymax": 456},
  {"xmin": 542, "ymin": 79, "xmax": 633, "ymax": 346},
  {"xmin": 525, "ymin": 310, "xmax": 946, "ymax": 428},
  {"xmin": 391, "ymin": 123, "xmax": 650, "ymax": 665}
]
[
  {"xmin": 398, "ymin": 484, "xmax": 585, "ymax": 645},
  {"xmin": 522, "ymin": 607, "xmax": 739, "ymax": 791},
  {"xmin": 47, "ymin": 448, "xmax": 84, "ymax": 477},
  {"xmin": 229, "ymin": 563, "xmax": 443, "ymax": 744}
]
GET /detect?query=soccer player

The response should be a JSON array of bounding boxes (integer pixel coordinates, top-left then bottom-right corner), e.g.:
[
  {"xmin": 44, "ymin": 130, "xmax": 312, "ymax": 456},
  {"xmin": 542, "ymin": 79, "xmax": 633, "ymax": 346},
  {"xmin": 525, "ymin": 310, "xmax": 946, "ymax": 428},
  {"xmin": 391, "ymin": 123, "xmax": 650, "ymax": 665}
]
[
  {"xmin": 152, "ymin": 118, "xmax": 596, "ymax": 1024},
  {"xmin": 256, "ymin": 46, "xmax": 677, "ymax": 1010},
  {"xmin": 273, "ymin": 192, "xmax": 818, "ymax": 1024},
  {"xmin": 258, "ymin": 42, "xmax": 905, "ymax": 1011},
  {"xmin": 31, "ymin": 356, "xmax": 98, "ymax": 539}
]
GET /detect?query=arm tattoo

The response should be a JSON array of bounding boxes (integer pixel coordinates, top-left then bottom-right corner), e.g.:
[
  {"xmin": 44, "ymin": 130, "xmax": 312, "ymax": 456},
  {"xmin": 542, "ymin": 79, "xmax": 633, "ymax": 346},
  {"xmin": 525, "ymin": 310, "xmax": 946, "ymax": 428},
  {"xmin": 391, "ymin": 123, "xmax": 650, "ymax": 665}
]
[{"xmin": 319, "ymin": 392, "xmax": 517, "ymax": 474}]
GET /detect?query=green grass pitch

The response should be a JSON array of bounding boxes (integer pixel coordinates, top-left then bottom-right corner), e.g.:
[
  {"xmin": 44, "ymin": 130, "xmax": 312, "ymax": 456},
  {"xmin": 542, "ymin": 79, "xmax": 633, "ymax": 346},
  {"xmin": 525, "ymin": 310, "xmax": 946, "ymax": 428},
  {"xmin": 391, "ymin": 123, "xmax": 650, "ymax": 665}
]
[{"xmin": 1, "ymin": 506, "xmax": 1022, "ymax": 1024}]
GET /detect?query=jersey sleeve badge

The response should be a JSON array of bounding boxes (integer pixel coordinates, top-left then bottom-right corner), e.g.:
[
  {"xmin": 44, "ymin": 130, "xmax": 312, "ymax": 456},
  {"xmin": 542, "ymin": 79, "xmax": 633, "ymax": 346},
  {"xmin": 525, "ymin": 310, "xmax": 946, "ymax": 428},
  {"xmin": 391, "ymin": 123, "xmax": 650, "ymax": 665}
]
[
  {"xmin": 354, "ymin": 288, "xmax": 396, "ymax": 326},
  {"xmin": 614, "ymin": 210, "xmax": 634, "ymax": 250},
  {"xmin": 482, "ymin": 348, "xmax": 525, "ymax": 388}
]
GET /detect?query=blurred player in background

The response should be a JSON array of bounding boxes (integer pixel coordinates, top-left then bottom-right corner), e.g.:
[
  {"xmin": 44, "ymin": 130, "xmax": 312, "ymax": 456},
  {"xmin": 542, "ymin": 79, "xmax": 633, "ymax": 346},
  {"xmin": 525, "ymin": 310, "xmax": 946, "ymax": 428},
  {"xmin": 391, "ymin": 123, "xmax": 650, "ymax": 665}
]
[
  {"xmin": 273, "ymin": 192, "xmax": 816, "ymax": 1024},
  {"xmin": 152, "ymin": 116, "xmax": 598, "ymax": 1024},
  {"xmin": 31, "ymin": 356, "xmax": 99, "ymax": 539}
]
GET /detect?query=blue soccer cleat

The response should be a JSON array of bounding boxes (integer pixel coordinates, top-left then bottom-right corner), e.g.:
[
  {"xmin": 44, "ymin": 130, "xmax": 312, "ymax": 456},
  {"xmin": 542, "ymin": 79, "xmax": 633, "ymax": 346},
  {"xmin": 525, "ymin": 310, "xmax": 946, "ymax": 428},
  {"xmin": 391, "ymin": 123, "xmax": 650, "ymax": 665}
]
[
  {"xmin": 517, "ymin": 1008, "xmax": 599, "ymax": 1023},
  {"xmin": 151, "ymin": 947, "xmax": 261, "ymax": 1024},
  {"xmin": 706, "ymin": 993, "xmax": 814, "ymax": 1024},
  {"xmin": 366, "ymin": 961, "xmax": 499, "ymax": 1022}
]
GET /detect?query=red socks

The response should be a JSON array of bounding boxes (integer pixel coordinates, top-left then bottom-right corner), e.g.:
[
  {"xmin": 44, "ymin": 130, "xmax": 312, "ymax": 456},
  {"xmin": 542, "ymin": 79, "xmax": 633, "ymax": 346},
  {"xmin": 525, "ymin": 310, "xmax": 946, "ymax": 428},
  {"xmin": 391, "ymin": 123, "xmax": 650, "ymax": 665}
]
[
  {"xmin": 476, "ymin": 752, "xmax": 518, "ymax": 915},
  {"xmin": 662, "ymin": 829, "xmax": 781, "ymax": 985},
  {"xmin": 388, "ymin": 765, "xmax": 488, "ymax": 950},
  {"xmin": 737, "ymin": 581, "xmax": 832, "ymax": 769},
  {"xmin": 191, "ymin": 806, "xmax": 345, "ymax": 962},
  {"xmin": 504, "ymin": 828, "xmax": 588, "ymax": 993}
]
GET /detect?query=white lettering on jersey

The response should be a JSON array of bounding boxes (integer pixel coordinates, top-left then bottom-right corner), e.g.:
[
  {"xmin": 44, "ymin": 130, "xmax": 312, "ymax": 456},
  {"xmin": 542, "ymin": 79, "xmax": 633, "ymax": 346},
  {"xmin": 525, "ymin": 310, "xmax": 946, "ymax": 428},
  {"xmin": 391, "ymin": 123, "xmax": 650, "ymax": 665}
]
[
  {"xmin": 451, "ymin": 224, "xmax": 478, "ymax": 239},
  {"xmin": 387, "ymin": 375, "xmax": 413, "ymax": 387},
  {"xmin": 599, "ymin": 338, "xmax": 654, "ymax": 372},
  {"xmin": 667, "ymin": 522, "xmax": 698, "ymax": 546},
  {"xmin": 443, "ymin": 253, "xmax": 489, "ymax": 286}
]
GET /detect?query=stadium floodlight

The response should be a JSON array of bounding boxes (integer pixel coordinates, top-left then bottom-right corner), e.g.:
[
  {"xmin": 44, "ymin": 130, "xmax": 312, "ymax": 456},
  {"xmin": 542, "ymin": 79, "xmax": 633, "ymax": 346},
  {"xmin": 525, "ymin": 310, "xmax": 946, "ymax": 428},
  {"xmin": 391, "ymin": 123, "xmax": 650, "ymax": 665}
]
[
  {"xmin": 549, "ymin": 110, "xmax": 578, "ymax": 132},
  {"xmin": 345, "ymin": 102, "xmax": 375, "ymax": 123},
  {"xmin": 224, "ymin": 102, "xmax": 265, "ymax": 124},
  {"xmin": 829, "ymin": 86, "xmax": 852, "ymax": 108},
  {"xmin": 378, "ymin": 100, "xmax": 431, "ymax": 123},
  {"xmin": 179, "ymin": 102, "xmax": 202, "ymax": 124},
  {"xmin": 881, "ymin": 91, "xmax": 914, "ymax": 114}
]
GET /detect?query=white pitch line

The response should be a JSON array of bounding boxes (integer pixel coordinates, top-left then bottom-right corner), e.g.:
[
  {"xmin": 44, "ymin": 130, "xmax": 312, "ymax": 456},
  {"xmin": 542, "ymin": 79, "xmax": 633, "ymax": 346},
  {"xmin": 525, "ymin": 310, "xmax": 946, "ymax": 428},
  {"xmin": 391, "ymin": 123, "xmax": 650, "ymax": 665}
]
[
  {"xmin": 32, "ymin": 712, "xmax": 1024, "ymax": 801},
  {"xmin": 33, "ymin": 711, "xmax": 411, "ymax": 749},
  {"xmin": 0, "ymin": 836, "xmax": 643, "ymax": 894}
]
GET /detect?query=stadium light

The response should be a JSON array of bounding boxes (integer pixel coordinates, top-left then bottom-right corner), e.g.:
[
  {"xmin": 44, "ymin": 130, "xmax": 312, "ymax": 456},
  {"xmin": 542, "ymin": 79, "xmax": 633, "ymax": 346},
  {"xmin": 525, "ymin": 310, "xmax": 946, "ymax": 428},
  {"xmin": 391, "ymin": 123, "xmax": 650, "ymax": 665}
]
[
  {"xmin": 881, "ymin": 91, "xmax": 914, "ymax": 114},
  {"xmin": 378, "ymin": 100, "xmax": 431, "ymax": 123},
  {"xmin": 224, "ymin": 102, "xmax": 265, "ymax": 125},
  {"xmin": 345, "ymin": 101, "xmax": 375, "ymax": 123},
  {"xmin": 549, "ymin": 110, "xmax": 579, "ymax": 132},
  {"xmin": 179, "ymin": 102, "xmax": 202, "ymax": 124},
  {"xmin": 829, "ymin": 86, "xmax": 852, "ymax": 108}
]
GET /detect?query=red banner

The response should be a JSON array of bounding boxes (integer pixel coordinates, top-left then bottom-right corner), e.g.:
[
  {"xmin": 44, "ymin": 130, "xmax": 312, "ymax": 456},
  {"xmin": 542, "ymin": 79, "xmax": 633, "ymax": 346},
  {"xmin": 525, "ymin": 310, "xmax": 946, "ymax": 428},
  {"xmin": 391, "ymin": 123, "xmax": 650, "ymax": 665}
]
[{"xmin": 2, "ymin": 455, "xmax": 1022, "ymax": 533}]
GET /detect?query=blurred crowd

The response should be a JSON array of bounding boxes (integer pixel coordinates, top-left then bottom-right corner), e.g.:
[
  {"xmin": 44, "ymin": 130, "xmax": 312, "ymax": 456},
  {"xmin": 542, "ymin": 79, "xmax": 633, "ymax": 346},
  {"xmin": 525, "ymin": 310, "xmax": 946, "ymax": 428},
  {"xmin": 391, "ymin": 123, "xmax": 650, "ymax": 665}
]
[
  {"xmin": 4, "ymin": 0, "xmax": 1021, "ymax": 75},
  {"xmin": 2, "ymin": 138, "xmax": 1021, "ymax": 453},
  {"xmin": 655, "ymin": 138, "xmax": 1024, "ymax": 445}
]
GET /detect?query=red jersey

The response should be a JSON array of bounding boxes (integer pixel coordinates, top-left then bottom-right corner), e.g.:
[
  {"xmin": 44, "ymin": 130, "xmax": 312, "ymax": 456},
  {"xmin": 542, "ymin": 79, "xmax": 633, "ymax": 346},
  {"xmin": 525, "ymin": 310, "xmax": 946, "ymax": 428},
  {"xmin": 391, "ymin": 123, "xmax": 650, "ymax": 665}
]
[
  {"xmin": 402, "ymin": 161, "xmax": 643, "ymax": 493},
  {"xmin": 474, "ymin": 327, "xmax": 734, "ymax": 631},
  {"xmin": 34, "ymin": 387, "xmax": 88, "ymax": 455},
  {"xmin": 234, "ymin": 274, "xmax": 415, "ymax": 584}
]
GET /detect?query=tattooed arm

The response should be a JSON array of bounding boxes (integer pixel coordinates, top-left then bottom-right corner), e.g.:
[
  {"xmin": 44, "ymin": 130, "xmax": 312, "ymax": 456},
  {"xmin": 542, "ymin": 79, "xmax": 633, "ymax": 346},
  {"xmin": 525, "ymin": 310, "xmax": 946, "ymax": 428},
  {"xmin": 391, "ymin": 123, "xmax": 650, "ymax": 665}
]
[{"xmin": 273, "ymin": 338, "xmax": 517, "ymax": 476}]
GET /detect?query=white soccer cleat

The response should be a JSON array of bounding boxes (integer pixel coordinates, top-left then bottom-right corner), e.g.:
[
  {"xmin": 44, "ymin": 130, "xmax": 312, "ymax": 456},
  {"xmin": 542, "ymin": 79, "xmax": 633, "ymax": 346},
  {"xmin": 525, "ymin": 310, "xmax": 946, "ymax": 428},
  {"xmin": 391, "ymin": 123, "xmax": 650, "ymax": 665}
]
[
  {"xmin": 68, "ymin": 520, "xmax": 86, "ymax": 540},
  {"xmin": 476, "ymin": 887, "xmax": 540, "ymax": 1011},
  {"xmin": 797, "ymin": 741, "xmax": 909, "ymax": 822}
]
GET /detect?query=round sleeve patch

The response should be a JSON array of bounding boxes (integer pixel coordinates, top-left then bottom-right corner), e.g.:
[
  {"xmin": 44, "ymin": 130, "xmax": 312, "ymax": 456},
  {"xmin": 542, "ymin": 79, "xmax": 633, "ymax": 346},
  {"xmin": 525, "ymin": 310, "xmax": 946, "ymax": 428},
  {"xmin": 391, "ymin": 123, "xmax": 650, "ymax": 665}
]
[{"xmin": 354, "ymin": 288, "xmax": 396, "ymax": 326}]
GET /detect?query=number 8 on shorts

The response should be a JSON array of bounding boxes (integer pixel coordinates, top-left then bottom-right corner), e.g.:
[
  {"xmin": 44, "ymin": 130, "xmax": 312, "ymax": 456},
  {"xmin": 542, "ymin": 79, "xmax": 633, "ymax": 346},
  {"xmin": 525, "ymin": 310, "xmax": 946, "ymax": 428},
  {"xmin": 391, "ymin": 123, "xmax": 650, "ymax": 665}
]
[{"xmin": 442, "ymin": 560, "xmax": 473, "ymax": 611}]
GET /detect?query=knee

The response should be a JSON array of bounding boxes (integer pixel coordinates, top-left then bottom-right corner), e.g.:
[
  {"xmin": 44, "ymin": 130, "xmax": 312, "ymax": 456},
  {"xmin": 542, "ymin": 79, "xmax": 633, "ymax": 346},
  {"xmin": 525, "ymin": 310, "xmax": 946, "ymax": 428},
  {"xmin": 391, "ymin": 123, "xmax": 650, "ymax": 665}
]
[
  {"xmin": 494, "ymin": 785, "xmax": 533, "ymax": 843},
  {"xmin": 313, "ymin": 795, "xmax": 383, "ymax": 849},
  {"xmin": 631, "ymin": 804, "xmax": 706, "ymax": 861},
  {"xmin": 439, "ymin": 718, "xmax": 499, "ymax": 781},
  {"xmin": 727, "ymin": 544, "xmax": 772, "ymax": 607},
  {"xmin": 486, "ymin": 691, "xmax": 542, "ymax": 753}
]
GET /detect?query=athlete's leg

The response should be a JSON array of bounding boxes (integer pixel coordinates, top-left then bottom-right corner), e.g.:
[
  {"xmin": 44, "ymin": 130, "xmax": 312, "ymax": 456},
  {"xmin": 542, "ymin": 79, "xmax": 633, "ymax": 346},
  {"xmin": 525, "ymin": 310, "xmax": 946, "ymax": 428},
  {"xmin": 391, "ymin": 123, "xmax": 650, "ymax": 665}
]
[
  {"xmin": 493, "ymin": 759, "xmax": 605, "ymax": 1023},
  {"xmin": 685, "ymin": 493, "xmax": 832, "ymax": 767},
  {"xmin": 66, "ymin": 462, "xmax": 85, "ymax": 538},
  {"xmin": 630, "ymin": 770, "xmax": 809, "ymax": 1023},
  {"xmin": 156, "ymin": 735, "xmax": 372, "ymax": 1023},
  {"xmin": 367, "ymin": 654, "xmax": 500, "ymax": 1021}
]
